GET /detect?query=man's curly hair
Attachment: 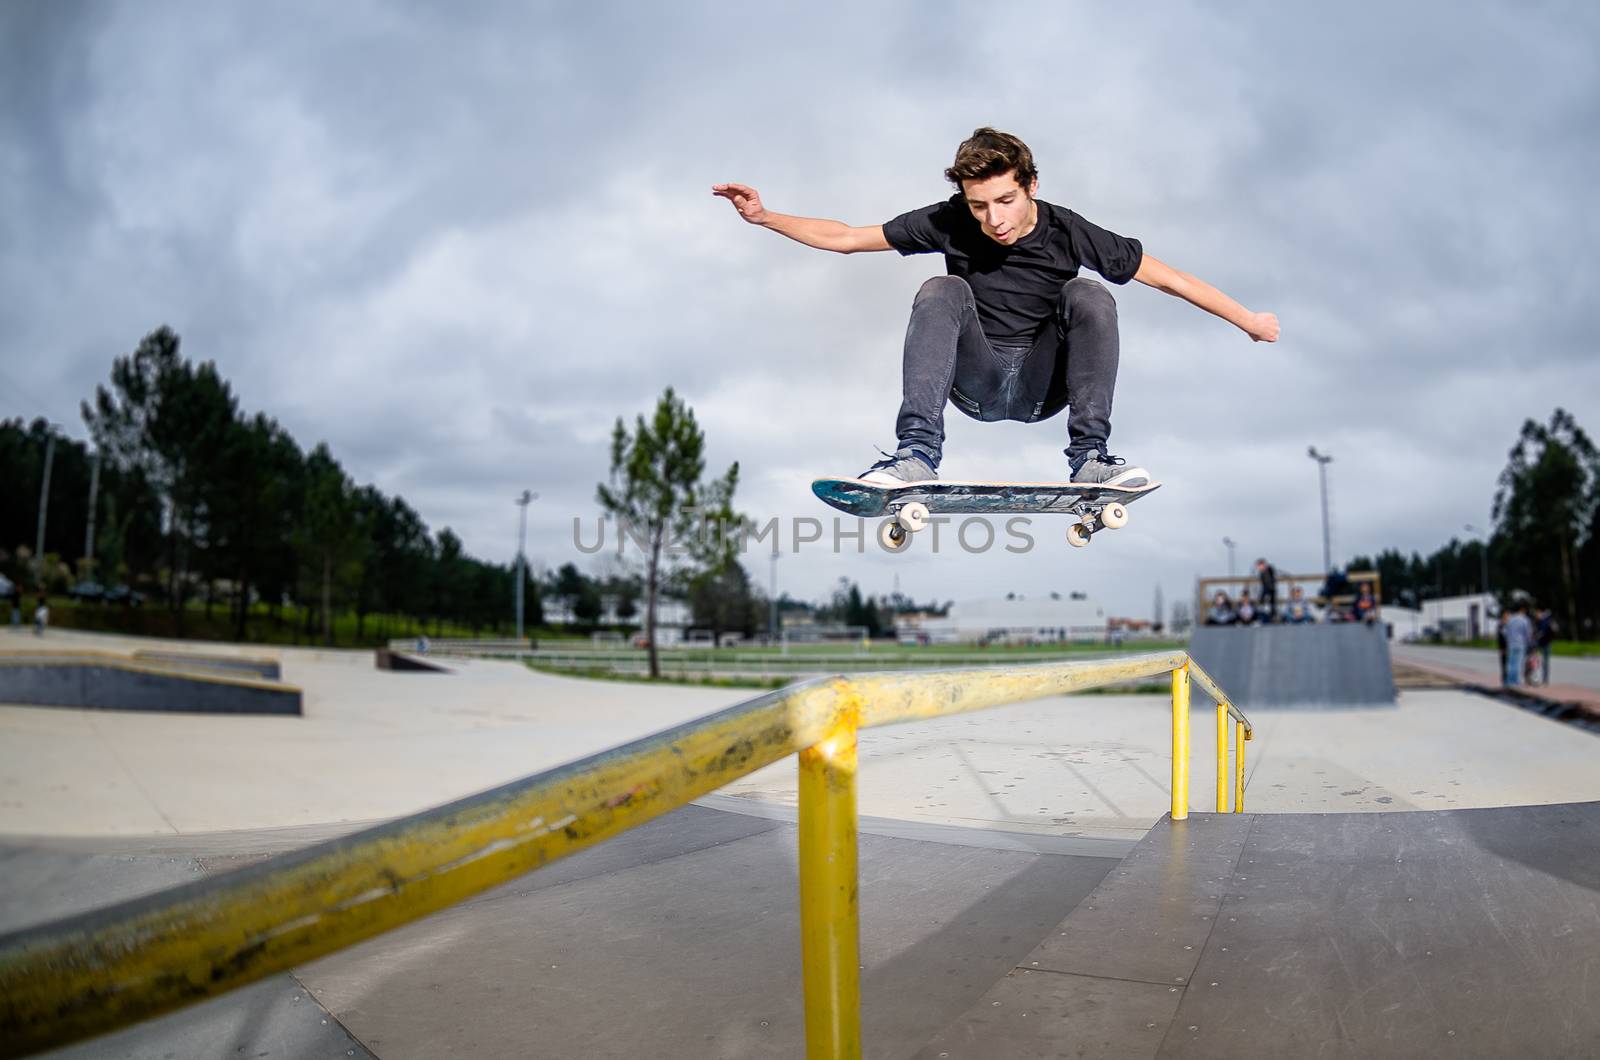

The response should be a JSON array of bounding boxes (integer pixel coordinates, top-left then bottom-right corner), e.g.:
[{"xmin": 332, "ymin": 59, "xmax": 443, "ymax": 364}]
[{"xmin": 944, "ymin": 127, "xmax": 1038, "ymax": 189}]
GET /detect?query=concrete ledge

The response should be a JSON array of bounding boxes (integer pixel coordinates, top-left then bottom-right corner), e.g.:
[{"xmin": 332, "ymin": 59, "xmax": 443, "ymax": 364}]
[
  {"xmin": 131, "ymin": 650, "xmax": 282, "ymax": 681},
  {"xmin": 0, "ymin": 652, "xmax": 302, "ymax": 716}
]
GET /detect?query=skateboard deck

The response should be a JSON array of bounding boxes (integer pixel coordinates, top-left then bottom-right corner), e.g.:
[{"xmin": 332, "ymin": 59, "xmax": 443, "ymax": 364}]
[{"xmin": 812, "ymin": 476, "xmax": 1160, "ymax": 549}]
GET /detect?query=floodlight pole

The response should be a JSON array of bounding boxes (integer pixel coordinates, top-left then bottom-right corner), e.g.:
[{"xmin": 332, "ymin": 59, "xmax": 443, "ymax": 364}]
[
  {"xmin": 514, "ymin": 490, "xmax": 537, "ymax": 639},
  {"xmin": 34, "ymin": 432, "xmax": 57, "ymax": 584},
  {"xmin": 769, "ymin": 551, "xmax": 780, "ymax": 645},
  {"xmin": 1308, "ymin": 446, "xmax": 1334, "ymax": 574},
  {"xmin": 84, "ymin": 451, "xmax": 100, "ymax": 578},
  {"xmin": 1222, "ymin": 536, "xmax": 1236, "ymax": 578}
]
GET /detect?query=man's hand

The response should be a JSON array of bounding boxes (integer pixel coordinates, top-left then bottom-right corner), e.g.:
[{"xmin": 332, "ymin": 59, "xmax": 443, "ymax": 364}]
[
  {"xmin": 1245, "ymin": 311, "xmax": 1281, "ymax": 343},
  {"xmin": 712, "ymin": 183, "xmax": 768, "ymax": 225}
]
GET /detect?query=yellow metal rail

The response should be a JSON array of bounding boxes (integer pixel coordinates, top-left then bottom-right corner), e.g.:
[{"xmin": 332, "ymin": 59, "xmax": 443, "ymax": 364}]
[{"xmin": 0, "ymin": 650, "xmax": 1249, "ymax": 1059}]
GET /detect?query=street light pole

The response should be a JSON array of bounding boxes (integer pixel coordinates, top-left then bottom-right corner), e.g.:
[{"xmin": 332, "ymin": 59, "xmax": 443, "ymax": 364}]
[
  {"xmin": 84, "ymin": 451, "xmax": 100, "ymax": 579},
  {"xmin": 1222, "ymin": 536, "xmax": 1236, "ymax": 578},
  {"xmin": 514, "ymin": 490, "xmax": 537, "ymax": 639},
  {"xmin": 768, "ymin": 551, "xmax": 780, "ymax": 646},
  {"xmin": 34, "ymin": 432, "xmax": 57, "ymax": 585},
  {"xmin": 1308, "ymin": 446, "xmax": 1334, "ymax": 574}
]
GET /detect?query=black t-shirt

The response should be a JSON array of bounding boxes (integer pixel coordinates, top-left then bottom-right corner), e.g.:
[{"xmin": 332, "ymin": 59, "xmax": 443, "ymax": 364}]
[{"xmin": 883, "ymin": 195, "xmax": 1144, "ymax": 344}]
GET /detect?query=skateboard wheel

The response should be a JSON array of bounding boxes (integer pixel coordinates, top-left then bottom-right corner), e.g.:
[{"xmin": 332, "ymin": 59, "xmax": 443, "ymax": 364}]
[
  {"xmin": 879, "ymin": 519, "xmax": 911, "ymax": 552},
  {"xmin": 1067, "ymin": 522, "xmax": 1092, "ymax": 548},
  {"xmin": 899, "ymin": 500, "xmax": 930, "ymax": 532},
  {"xmin": 1101, "ymin": 502, "xmax": 1129, "ymax": 530}
]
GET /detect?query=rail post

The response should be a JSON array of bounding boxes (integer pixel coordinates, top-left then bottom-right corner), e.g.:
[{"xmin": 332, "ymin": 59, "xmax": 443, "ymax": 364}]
[
  {"xmin": 1216, "ymin": 700, "xmax": 1229, "ymax": 812},
  {"xmin": 1171, "ymin": 663, "xmax": 1190, "ymax": 820},
  {"xmin": 1235, "ymin": 719, "xmax": 1248, "ymax": 812},
  {"xmin": 797, "ymin": 690, "xmax": 863, "ymax": 1059}
]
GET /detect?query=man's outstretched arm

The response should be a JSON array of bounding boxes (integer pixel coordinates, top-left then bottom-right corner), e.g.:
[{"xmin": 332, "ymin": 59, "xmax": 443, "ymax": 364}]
[
  {"xmin": 712, "ymin": 183, "xmax": 892, "ymax": 254},
  {"xmin": 1133, "ymin": 254, "xmax": 1280, "ymax": 343}
]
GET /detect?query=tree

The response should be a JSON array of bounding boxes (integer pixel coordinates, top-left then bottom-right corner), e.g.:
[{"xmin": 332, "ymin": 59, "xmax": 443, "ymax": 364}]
[
  {"xmin": 430, "ymin": 528, "xmax": 466, "ymax": 634},
  {"xmin": 81, "ymin": 327, "xmax": 240, "ymax": 628},
  {"xmin": 209, "ymin": 413, "xmax": 302, "ymax": 639},
  {"xmin": 553, "ymin": 563, "xmax": 592, "ymax": 625},
  {"xmin": 1492, "ymin": 408, "xmax": 1596, "ymax": 637},
  {"xmin": 683, "ymin": 461, "xmax": 750, "ymax": 644},
  {"xmin": 687, "ymin": 562, "xmax": 756, "ymax": 641},
  {"xmin": 597, "ymin": 388, "xmax": 733, "ymax": 678},
  {"xmin": 572, "ymin": 582, "xmax": 604, "ymax": 626},
  {"xmin": 296, "ymin": 444, "xmax": 363, "ymax": 645},
  {"xmin": 612, "ymin": 579, "xmax": 639, "ymax": 623}
]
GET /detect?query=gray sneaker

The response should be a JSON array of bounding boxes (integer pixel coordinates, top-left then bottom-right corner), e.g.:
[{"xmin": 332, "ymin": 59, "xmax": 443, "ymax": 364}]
[
  {"xmin": 1069, "ymin": 449, "xmax": 1150, "ymax": 488},
  {"xmin": 858, "ymin": 448, "xmax": 937, "ymax": 486}
]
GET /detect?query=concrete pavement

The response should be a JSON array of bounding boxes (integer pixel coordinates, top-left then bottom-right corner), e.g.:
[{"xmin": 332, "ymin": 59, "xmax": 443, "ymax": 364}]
[
  {"xmin": 1393, "ymin": 643, "xmax": 1600, "ymax": 690},
  {"xmin": 3, "ymin": 627, "xmax": 1598, "ymax": 845}
]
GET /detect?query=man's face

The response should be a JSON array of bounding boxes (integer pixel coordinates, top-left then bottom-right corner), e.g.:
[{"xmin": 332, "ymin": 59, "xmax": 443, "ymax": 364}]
[{"xmin": 961, "ymin": 170, "xmax": 1039, "ymax": 245}]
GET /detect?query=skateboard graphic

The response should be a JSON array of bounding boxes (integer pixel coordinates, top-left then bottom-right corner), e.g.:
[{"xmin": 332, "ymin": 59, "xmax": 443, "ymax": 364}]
[{"xmin": 812, "ymin": 477, "xmax": 1161, "ymax": 551}]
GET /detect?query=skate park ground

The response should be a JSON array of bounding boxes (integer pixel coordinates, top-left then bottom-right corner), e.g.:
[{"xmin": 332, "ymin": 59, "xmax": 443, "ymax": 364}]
[{"xmin": 3, "ymin": 626, "xmax": 1599, "ymax": 1057}]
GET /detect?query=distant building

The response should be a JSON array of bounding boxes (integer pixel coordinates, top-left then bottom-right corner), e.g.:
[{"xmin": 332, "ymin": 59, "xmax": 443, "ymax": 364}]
[
  {"xmin": 1380, "ymin": 592, "xmax": 1497, "ymax": 641},
  {"xmin": 902, "ymin": 593, "xmax": 1107, "ymax": 645}
]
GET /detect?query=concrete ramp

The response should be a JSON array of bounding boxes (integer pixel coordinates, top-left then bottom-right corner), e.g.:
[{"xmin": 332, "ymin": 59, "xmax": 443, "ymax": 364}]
[
  {"xmin": 1187, "ymin": 624, "xmax": 1395, "ymax": 708},
  {"xmin": 374, "ymin": 648, "xmax": 452, "ymax": 673}
]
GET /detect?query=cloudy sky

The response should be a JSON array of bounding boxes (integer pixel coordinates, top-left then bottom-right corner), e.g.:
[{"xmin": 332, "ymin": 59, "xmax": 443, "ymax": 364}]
[{"xmin": 3, "ymin": 2, "xmax": 1596, "ymax": 620}]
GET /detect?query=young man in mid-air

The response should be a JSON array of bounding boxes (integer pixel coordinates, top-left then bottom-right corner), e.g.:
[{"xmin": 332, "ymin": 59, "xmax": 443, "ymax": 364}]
[{"xmin": 714, "ymin": 127, "xmax": 1280, "ymax": 488}]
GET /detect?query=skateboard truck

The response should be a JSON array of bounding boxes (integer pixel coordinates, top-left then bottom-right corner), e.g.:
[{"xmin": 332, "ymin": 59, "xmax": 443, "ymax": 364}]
[{"xmin": 879, "ymin": 497, "xmax": 1132, "ymax": 550}]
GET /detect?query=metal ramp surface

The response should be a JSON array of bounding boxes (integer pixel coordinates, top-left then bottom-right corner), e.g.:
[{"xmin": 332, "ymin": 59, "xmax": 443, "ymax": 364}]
[
  {"xmin": 1187, "ymin": 624, "xmax": 1397, "ymax": 708},
  {"xmin": 919, "ymin": 800, "xmax": 1600, "ymax": 1058}
]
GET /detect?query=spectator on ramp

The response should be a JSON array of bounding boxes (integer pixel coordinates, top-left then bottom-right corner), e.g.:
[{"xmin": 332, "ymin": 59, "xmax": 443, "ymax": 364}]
[
  {"xmin": 1284, "ymin": 586, "xmax": 1313, "ymax": 624},
  {"xmin": 1255, "ymin": 558, "xmax": 1278, "ymax": 623},
  {"xmin": 1354, "ymin": 583, "xmax": 1378, "ymax": 626},
  {"xmin": 1205, "ymin": 591, "xmax": 1236, "ymax": 626},
  {"xmin": 1320, "ymin": 567, "xmax": 1351, "ymax": 621},
  {"xmin": 1236, "ymin": 591, "xmax": 1257, "ymax": 626}
]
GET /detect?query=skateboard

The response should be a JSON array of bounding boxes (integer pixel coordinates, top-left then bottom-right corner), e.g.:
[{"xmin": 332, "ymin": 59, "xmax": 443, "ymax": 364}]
[{"xmin": 812, "ymin": 476, "xmax": 1161, "ymax": 550}]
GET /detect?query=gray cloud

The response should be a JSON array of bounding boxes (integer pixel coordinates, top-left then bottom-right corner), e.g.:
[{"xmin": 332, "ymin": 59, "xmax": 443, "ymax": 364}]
[{"xmin": 3, "ymin": 1, "xmax": 1596, "ymax": 618}]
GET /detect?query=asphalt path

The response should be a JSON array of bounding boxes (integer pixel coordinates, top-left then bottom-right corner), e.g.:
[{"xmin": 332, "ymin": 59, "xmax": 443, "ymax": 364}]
[{"xmin": 1392, "ymin": 643, "xmax": 1600, "ymax": 691}]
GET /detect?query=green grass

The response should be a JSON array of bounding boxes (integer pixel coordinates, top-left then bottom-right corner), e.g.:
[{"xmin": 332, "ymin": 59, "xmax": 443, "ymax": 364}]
[
  {"xmin": 549, "ymin": 640, "xmax": 1185, "ymax": 662},
  {"xmin": 29, "ymin": 596, "xmax": 543, "ymax": 650},
  {"xmin": 526, "ymin": 663, "xmax": 791, "ymax": 691}
]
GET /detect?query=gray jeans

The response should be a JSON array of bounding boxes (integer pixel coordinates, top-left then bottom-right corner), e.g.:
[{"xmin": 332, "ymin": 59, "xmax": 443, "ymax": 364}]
[{"xmin": 894, "ymin": 275, "xmax": 1120, "ymax": 469}]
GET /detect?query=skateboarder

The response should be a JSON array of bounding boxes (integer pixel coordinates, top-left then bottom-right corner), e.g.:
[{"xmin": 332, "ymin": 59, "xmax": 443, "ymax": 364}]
[{"xmin": 714, "ymin": 127, "xmax": 1280, "ymax": 487}]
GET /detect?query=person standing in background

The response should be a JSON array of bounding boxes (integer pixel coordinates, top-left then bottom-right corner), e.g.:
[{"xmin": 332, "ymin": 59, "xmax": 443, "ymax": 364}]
[
  {"xmin": 1255, "ymin": 558, "xmax": 1277, "ymax": 623},
  {"xmin": 1504, "ymin": 602, "xmax": 1533, "ymax": 686},
  {"xmin": 1495, "ymin": 610, "xmax": 1508, "ymax": 678},
  {"xmin": 1534, "ymin": 607, "xmax": 1557, "ymax": 686}
]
